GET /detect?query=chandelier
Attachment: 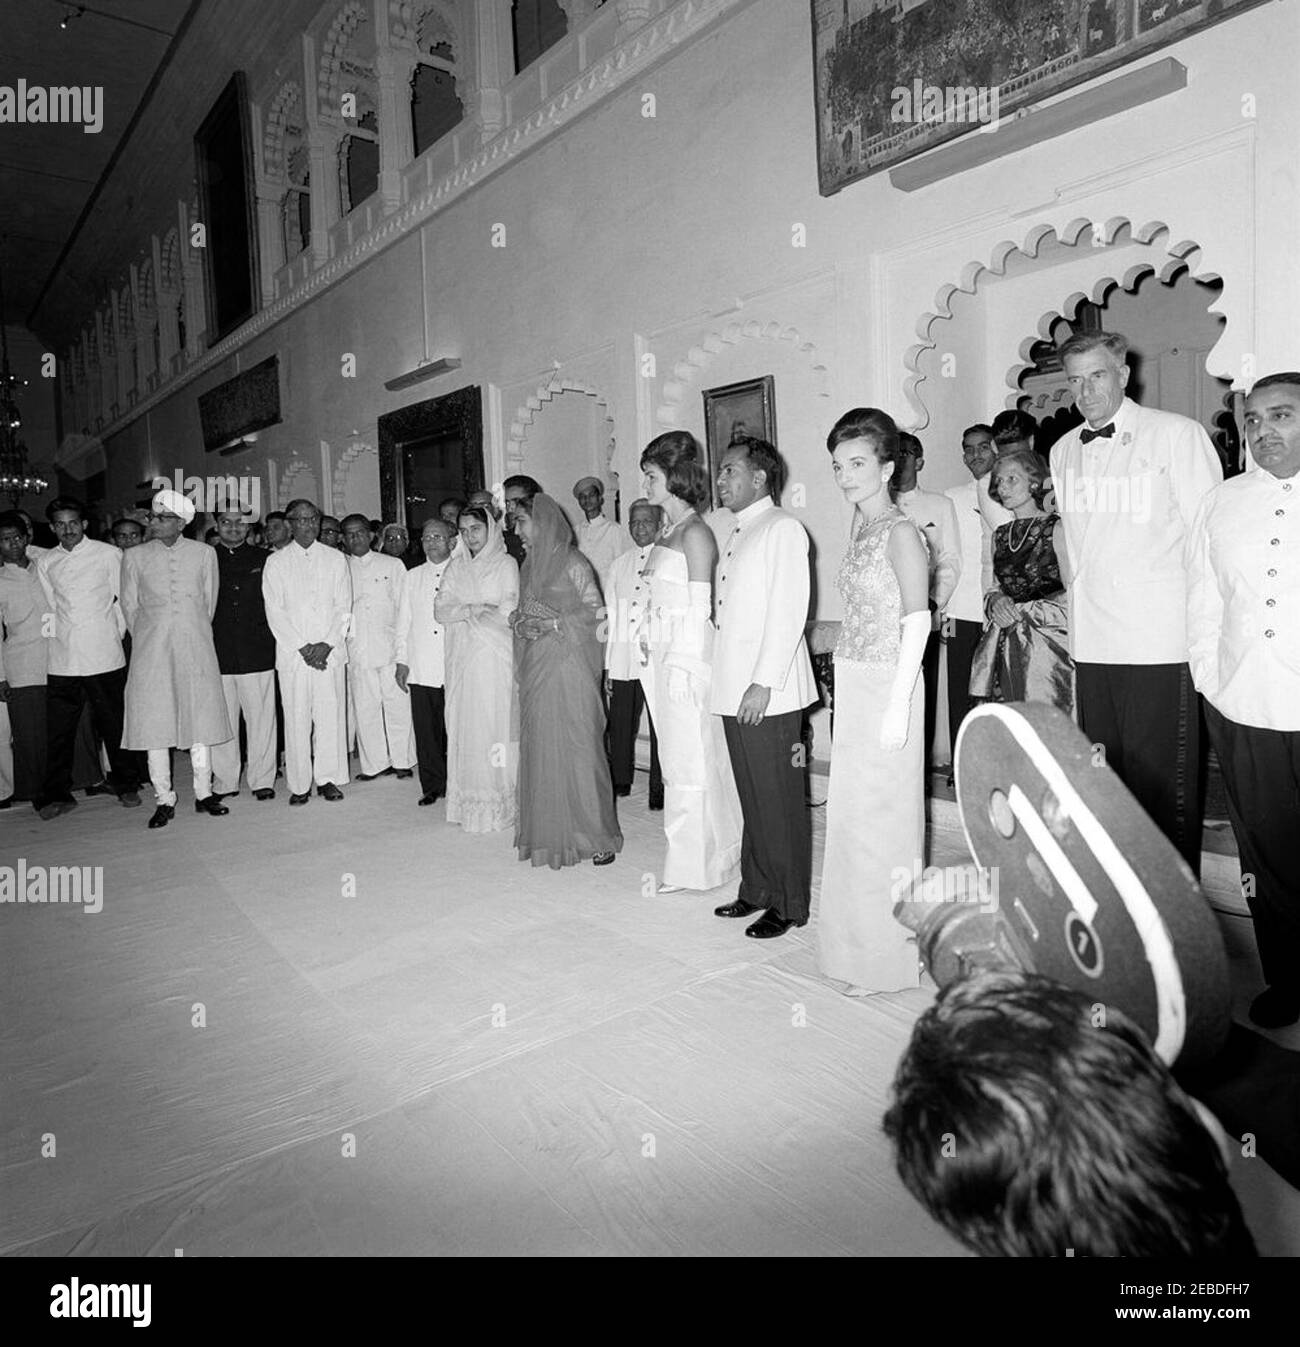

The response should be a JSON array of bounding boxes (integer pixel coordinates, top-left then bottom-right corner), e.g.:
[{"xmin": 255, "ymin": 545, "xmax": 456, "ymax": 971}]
[{"xmin": 0, "ymin": 249, "xmax": 49, "ymax": 506}]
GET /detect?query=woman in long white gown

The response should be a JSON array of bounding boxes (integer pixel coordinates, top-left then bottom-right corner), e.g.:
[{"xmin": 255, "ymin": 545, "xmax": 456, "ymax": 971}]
[
  {"xmin": 816, "ymin": 408, "xmax": 931, "ymax": 994},
  {"xmin": 638, "ymin": 431, "xmax": 742, "ymax": 892},
  {"xmin": 435, "ymin": 507, "xmax": 519, "ymax": 832}
]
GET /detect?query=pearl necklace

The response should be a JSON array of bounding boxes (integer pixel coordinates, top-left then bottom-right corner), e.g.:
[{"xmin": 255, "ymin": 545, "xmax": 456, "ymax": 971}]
[
  {"xmin": 1006, "ymin": 515, "xmax": 1042, "ymax": 554},
  {"xmin": 660, "ymin": 508, "xmax": 696, "ymax": 539}
]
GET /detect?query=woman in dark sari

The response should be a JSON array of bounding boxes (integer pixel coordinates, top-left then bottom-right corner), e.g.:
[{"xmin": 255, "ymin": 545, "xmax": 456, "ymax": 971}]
[
  {"xmin": 970, "ymin": 448, "xmax": 1076, "ymax": 717},
  {"xmin": 510, "ymin": 493, "xmax": 622, "ymax": 868}
]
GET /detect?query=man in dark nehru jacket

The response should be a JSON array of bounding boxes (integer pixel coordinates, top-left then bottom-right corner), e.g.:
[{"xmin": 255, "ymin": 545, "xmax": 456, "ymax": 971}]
[{"xmin": 210, "ymin": 506, "xmax": 279, "ymax": 801}]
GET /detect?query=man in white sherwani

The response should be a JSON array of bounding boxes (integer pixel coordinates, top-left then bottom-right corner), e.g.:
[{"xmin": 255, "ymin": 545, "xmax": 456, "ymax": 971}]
[
  {"xmin": 262, "ymin": 498, "xmax": 352, "ymax": 804},
  {"xmin": 121, "ymin": 490, "xmax": 233, "ymax": 829},
  {"xmin": 341, "ymin": 513, "xmax": 415, "ymax": 781},
  {"xmin": 1051, "ymin": 330, "xmax": 1222, "ymax": 872},
  {"xmin": 1186, "ymin": 372, "xmax": 1300, "ymax": 1028},
  {"xmin": 709, "ymin": 437, "xmax": 818, "ymax": 940}
]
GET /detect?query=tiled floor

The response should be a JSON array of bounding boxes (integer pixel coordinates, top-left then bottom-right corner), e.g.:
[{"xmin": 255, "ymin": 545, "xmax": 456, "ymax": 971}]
[{"xmin": 1, "ymin": 767, "xmax": 1295, "ymax": 1256}]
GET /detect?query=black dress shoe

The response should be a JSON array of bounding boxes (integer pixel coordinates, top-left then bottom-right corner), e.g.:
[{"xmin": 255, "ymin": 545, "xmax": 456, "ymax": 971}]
[
  {"xmin": 1249, "ymin": 986, "xmax": 1300, "ymax": 1029},
  {"xmin": 317, "ymin": 782, "xmax": 344, "ymax": 801},
  {"xmin": 393, "ymin": 768, "xmax": 414, "ymax": 779},
  {"xmin": 355, "ymin": 769, "xmax": 391, "ymax": 782},
  {"xmin": 714, "ymin": 898, "xmax": 762, "ymax": 919},
  {"xmin": 118, "ymin": 789, "xmax": 142, "ymax": 808},
  {"xmin": 648, "ymin": 790, "xmax": 664, "ymax": 812},
  {"xmin": 83, "ymin": 781, "xmax": 116, "ymax": 798},
  {"xmin": 613, "ymin": 784, "xmax": 631, "ymax": 798},
  {"xmin": 147, "ymin": 804, "xmax": 174, "ymax": 829},
  {"xmin": 289, "ymin": 792, "xmax": 310, "ymax": 806},
  {"xmin": 0, "ymin": 796, "xmax": 11, "ymax": 810},
  {"xmin": 745, "ymin": 911, "xmax": 803, "ymax": 939},
  {"xmin": 214, "ymin": 790, "xmax": 240, "ymax": 801},
  {"xmin": 253, "ymin": 788, "xmax": 276, "ymax": 801},
  {"xmin": 195, "ymin": 795, "xmax": 230, "ymax": 816},
  {"xmin": 418, "ymin": 792, "xmax": 443, "ymax": 806},
  {"xmin": 592, "ymin": 851, "xmax": 616, "ymax": 866}
]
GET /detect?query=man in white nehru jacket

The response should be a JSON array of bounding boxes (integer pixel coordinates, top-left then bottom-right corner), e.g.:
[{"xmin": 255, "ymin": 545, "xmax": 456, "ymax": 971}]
[
  {"xmin": 262, "ymin": 498, "xmax": 352, "ymax": 804},
  {"xmin": 573, "ymin": 476, "xmax": 632, "ymax": 591},
  {"xmin": 121, "ymin": 489, "xmax": 233, "ymax": 829},
  {"xmin": 342, "ymin": 513, "xmax": 414, "ymax": 781}
]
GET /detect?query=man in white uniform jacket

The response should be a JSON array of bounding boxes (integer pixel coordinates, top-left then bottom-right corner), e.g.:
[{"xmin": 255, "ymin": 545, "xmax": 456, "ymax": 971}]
[
  {"xmin": 943, "ymin": 423, "xmax": 1012, "ymax": 762},
  {"xmin": 709, "ymin": 437, "xmax": 817, "ymax": 939},
  {"xmin": 395, "ymin": 518, "xmax": 456, "ymax": 806},
  {"xmin": 603, "ymin": 499, "xmax": 663, "ymax": 808},
  {"xmin": 262, "ymin": 498, "xmax": 352, "ymax": 804},
  {"xmin": 341, "ymin": 513, "xmax": 414, "ymax": 781},
  {"xmin": 1186, "ymin": 372, "xmax": 1300, "ymax": 1028},
  {"xmin": 1051, "ymin": 330, "xmax": 1221, "ymax": 872}
]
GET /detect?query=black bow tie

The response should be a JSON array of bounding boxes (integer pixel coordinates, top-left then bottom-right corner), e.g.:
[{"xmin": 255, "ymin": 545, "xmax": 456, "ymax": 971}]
[{"xmin": 1080, "ymin": 423, "xmax": 1116, "ymax": 443}]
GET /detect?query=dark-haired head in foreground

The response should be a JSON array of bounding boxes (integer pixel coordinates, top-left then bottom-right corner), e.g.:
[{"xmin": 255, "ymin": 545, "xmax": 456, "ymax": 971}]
[{"xmin": 882, "ymin": 971, "xmax": 1256, "ymax": 1258}]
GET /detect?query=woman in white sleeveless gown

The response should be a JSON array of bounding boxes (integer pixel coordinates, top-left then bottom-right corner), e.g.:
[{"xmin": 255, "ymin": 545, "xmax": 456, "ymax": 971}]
[{"xmin": 638, "ymin": 432, "xmax": 743, "ymax": 892}]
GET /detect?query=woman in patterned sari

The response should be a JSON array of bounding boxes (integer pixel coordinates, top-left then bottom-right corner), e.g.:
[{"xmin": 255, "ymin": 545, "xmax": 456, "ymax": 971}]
[{"xmin": 511, "ymin": 493, "xmax": 622, "ymax": 869}]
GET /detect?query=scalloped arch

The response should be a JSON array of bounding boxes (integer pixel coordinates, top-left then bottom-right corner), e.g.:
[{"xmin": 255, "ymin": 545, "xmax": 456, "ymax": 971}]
[
  {"xmin": 160, "ymin": 228, "xmax": 180, "ymax": 292},
  {"xmin": 332, "ymin": 439, "xmax": 378, "ymax": 516},
  {"xmin": 653, "ymin": 319, "xmax": 831, "ymax": 427},
  {"xmin": 506, "ymin": 377, "xmax": 615, "ymax": 475},
  {"xmin": 389, "ymin": 0, "xmax": 463, "ymax": 55},
  {"xmin": 319, "ymin": 2, "xmax": 371, "ymax": 122},
  {"xmin": 906, "ymin": 218, "xmax": 1227, "ymax": 425},
  {"xmin": 263, "ymin": 80, "xmax": 303, "ymax": 182},
  {"xmin": 278, "ymin": 456, "xmax": 319, "ymax": 510}
]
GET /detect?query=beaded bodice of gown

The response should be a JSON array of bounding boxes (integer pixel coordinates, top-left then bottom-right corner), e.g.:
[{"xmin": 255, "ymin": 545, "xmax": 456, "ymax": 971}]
[
  {"xmin": 833, "ymin": 510, "xmax": 916, "ymax": 667},
  {"xmin": 991, "ymin": 514, "xmax": 1062, "ymax": 603}
]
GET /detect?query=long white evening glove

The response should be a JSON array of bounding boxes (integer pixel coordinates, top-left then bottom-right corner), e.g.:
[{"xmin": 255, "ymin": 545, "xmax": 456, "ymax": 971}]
[
  {"xmin": 880, "ymin": 610, "xmax": 931, "ymax": 751},
  {"xmin": 664, "ymin": 580, "xmax": 714, "ymax": 688}
]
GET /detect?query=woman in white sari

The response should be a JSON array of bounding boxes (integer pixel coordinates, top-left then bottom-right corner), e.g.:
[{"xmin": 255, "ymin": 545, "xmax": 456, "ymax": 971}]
[{"xmin": 435, "ymin": 507, "xmax": 519, "ymax": 832}]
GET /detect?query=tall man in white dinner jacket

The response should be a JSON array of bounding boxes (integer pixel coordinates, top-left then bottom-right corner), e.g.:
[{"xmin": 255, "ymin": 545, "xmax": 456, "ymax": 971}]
[
  {"xmin": 1051, "ymin": 331, "xmax": 1221, "ymax": 871},
  {"xmin": 1186, "ymin": 372, "xmax": 1300, "ymax": 1029},
  {"xmin": 709, "ymin": 437, "xmax": 818, "ymax": 940},
  {"xmin": 262, "ymin": 498, "xmax": 352, "ymax": 804}
]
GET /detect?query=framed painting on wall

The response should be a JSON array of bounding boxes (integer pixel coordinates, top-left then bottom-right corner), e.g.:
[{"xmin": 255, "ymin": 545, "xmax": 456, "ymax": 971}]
[
  {"xmin": 810, "ymin": 0, "xmax": 1270, "ymax": 197},
  {"xmin": 702, "ymin": 376, "xmax": 777, "ymax": 504}
]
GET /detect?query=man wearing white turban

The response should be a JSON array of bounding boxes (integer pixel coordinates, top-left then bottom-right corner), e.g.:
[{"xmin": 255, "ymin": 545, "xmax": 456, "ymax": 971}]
[
  {"xmin": 121, "ymin": 489, "xmax": 233, "ymax": 829},
  {"xmin": 572, "ymin": 476, "xmax": 631, "ymax": 593}
]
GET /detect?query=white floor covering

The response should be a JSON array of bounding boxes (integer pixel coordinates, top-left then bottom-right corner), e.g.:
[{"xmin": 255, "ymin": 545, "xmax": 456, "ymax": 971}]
[{"xmin": 2, "ymin": 769, "xmax": 1296, "ymax": 1257}]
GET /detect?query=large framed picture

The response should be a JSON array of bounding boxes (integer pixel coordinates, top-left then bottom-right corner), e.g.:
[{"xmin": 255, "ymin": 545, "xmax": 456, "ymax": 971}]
[
  {"xmin": 811, "ymin": 0, "xmax": 1269, "ymax": 197},
  {"xmin": 702, "ymin": 375, "xmax": 777, "ymax": 503}
]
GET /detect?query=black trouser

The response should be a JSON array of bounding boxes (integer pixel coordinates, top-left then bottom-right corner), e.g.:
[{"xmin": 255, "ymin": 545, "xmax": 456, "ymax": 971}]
[
  {"xmin": 409, "ymin": 683, "xmax": 447, "ymax": 798},
  {"xmin": 608, "ymin": 678, "xmax": 661, "ymax": 796},
  {"xmin": 1075, "ymin": 662, "xmax": 1202, "ymax": 874},
  {"xmin": 7, "ymin": 684, "xmax": 45, "ymax": 800},
  {"xmin": 946, "ymin": 618, "xmax": 983, "ymax": 760},
  {"xmin": 1204, "ymin": 704, "xmax": 1300, "ymax": 997},
  {"xmin": 922, "ymin": 627, "xmax": 940, "ymax": 778},
  {"xmin": 722, "ymin": 710, "xmax": 811, "ymax": 923},
  {"xmin": 40, "ymin": 668, "xmax": 143, "ymax": 805}
]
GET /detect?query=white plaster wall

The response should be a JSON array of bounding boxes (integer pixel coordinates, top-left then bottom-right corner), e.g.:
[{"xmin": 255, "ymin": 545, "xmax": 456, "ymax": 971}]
[{"xmin": 100, "ymin": 0, "xmax": 1298, "ymax": 610}]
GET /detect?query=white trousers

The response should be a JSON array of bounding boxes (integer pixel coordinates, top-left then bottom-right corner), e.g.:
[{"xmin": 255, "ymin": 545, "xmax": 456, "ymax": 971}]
[
  {"xmin": 210, "ymin": 670, "xmax": 277, "ymax": 793},
  {"xmin": 348, "ymin": 663, "xmax": 415, "ymax": 776},
  {"xmin": 281, "ymin": 659, "xmax": 348, "ymax": 796},
  {"xmin": 147, "ymin": 744, "xmax": 212, "ymax": 807}
]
